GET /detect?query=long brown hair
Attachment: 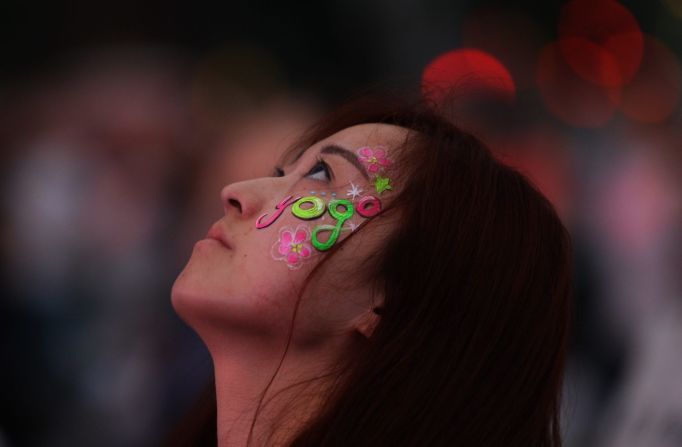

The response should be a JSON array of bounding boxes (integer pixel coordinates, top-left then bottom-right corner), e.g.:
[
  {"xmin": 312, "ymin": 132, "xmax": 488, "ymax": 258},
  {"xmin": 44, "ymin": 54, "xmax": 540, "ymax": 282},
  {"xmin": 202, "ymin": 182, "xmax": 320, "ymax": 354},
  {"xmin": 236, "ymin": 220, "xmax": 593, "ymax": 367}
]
[{"xmin": 165, "ymin": 94, "xmax": 573, "ymax": 447}]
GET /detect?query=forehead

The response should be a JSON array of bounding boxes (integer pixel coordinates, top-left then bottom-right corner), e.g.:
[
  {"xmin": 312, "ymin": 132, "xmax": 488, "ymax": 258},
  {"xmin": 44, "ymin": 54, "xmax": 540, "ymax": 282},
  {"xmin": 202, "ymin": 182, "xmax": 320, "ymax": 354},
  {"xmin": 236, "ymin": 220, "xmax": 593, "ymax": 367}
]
[{"xmin": 314, "ymin": 123, "xmax": 410, "ymax": 152}]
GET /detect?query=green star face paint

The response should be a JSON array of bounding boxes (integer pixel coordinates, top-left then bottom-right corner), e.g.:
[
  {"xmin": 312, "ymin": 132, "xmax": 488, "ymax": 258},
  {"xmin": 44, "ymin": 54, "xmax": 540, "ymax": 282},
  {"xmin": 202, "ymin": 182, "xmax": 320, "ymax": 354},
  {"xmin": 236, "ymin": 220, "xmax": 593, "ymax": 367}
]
[{"xmin": 374, "ymin": 175, "xmax": 392, "ymax": 194}]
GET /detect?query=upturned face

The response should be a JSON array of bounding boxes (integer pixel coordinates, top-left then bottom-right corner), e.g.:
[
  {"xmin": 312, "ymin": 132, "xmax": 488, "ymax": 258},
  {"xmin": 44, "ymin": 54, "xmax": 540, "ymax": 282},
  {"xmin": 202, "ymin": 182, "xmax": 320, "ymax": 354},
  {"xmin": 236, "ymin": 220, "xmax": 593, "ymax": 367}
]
[{"xmin": 172, "ymin": 123, "xmax": 409, "ymax": 351}]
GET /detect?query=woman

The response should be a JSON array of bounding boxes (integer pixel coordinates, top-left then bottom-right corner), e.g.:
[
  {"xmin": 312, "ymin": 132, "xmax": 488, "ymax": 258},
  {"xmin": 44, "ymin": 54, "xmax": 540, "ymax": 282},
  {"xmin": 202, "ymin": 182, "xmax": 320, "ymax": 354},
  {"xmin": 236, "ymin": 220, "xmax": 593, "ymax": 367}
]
[{"xmin": 170, "ymin": 96, "xmax": 573, "ymax": 446}]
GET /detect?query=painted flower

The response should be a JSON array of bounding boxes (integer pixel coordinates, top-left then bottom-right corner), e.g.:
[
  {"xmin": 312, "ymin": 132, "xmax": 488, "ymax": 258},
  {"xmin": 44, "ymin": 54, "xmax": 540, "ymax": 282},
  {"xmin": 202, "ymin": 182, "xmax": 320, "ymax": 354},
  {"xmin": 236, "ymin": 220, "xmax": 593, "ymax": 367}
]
[
  {"xmin": 271, "ymin": 225, "xmax": 313, "ymax": 269},
  {"xmin": 357, "ymin": 146, "xmax": 392, "ymax": 174}
]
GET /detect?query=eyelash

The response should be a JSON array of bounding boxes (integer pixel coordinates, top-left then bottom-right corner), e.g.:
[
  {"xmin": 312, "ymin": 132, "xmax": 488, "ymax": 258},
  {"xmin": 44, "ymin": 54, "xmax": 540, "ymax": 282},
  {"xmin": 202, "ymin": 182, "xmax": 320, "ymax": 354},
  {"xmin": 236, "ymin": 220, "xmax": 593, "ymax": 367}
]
[
  {"xmin": 272, "ymin": 157, "xmax": 333, "ymax": 182},
  {"xmin": 305, "ymin": 157, "xmax": 333, "ymax": 182}
]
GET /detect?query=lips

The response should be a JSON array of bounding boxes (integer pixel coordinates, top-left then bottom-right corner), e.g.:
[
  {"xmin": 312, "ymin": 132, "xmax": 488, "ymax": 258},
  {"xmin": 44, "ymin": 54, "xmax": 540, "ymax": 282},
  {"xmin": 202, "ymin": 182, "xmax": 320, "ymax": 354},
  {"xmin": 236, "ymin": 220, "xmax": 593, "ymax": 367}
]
[{"xmin": 206, "ymin": 223, "xmax": 232, "ymax": 249}]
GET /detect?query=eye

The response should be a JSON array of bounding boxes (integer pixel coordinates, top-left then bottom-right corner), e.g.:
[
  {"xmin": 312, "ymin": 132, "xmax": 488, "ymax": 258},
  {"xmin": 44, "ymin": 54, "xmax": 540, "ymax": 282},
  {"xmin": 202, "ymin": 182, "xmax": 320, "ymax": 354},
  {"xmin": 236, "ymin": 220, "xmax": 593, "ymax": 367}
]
[
  {"xmin": 305, "ymin": 158, "xmax": 333, "ymax": 182},
  {"xmin": 272, "ymin": 166, "xmax": 285, "ymax": 177}
]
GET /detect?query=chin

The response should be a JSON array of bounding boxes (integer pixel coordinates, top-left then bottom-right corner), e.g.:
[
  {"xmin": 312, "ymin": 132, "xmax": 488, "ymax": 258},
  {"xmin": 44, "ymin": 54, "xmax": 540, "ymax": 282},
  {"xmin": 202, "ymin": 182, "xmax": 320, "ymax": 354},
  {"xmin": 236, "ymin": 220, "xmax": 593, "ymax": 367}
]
[
  {"xmin": 171, "ymin": 265, "xmax": 223, "ymax": 325},
  {"xmin": 170, "ymin": 269, "xmax": 201, "ymax": 327},
  {"xmin": 172, "ymin": 252, "xmax": 225, "ymax": 311},
  {"xmin": 170, "ymin": 258, "xmax": 305, "ymax": 342}
]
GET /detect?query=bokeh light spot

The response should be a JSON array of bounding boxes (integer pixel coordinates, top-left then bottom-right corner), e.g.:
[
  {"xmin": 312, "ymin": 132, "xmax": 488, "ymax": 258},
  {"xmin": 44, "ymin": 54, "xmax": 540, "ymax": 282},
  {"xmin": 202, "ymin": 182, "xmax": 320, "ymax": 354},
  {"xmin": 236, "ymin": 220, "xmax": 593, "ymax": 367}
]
[
  {"xmin": 537, "ymin": 42, "xmax": 620, "ymax": 128},
  {"xmin": 621, "ymin": 36, "xmax": 682, "ymax": 123},
  {"xmin": 422, "ymin": 49, "xmax": 516, "ymax": 104},
  {"xmin": 559, "ymin": 0, "xmax": 643, "ymax": 87}
]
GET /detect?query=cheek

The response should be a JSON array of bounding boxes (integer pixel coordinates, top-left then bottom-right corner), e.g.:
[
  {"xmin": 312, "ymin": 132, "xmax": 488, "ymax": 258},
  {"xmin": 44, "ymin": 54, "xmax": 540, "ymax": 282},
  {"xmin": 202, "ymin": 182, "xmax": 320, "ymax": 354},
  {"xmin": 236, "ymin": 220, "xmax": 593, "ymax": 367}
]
[
  {"xmin": 171, "ymin": 224, "xmax": 307, "ymax": 336},
  {"xmin": 238, "ymin": 219, "xmax": 313, "ymax": 299},
  {"xmin": 238, "ymin": 186, "xmax": 393, "ymax": 340},
  {"xmin": 268, "ymin": 219, "xmax": 318, "ymax": 270}
]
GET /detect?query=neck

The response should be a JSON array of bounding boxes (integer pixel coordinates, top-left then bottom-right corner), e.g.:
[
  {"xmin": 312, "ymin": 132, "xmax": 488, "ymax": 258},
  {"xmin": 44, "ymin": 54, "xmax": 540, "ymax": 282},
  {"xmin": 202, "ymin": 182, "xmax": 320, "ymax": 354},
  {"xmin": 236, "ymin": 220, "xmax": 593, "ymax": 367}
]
[{"xmin": 207, "ymin": 333, "xmax": 343, "ymax": 447}]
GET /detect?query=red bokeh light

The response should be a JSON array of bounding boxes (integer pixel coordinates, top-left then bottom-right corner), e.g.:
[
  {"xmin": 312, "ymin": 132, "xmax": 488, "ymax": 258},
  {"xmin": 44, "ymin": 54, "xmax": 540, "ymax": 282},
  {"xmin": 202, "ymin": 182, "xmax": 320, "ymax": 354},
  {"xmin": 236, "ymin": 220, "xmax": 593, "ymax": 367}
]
[
  {"xmin": 536, "ymin": 42, "xmax": 620, "ymax": 128},
  {"xmin": 558, "ymin": 0, "xmax": 643, "ymax": 87},
  {"xmin": 620, "ymin": 36, "xmax": 682, "ymax": 123},
  {"xmin": 421, "ymin": 49, "xmax": 516, "ymax": 104}
]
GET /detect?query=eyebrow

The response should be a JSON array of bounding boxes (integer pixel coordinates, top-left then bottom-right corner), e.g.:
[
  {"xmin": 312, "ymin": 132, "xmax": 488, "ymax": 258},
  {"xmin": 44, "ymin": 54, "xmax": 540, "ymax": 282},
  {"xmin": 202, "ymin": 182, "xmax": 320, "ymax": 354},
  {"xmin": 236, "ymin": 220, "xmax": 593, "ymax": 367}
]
[{"xmin": 319, "ymin": 144, "xmax": 369, "ymax": 180}]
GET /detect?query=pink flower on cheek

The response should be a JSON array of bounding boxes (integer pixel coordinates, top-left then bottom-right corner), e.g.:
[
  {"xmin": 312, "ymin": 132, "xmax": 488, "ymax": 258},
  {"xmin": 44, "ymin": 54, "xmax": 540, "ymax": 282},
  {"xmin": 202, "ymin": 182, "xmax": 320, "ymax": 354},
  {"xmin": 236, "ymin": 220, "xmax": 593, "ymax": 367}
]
[
  {"xmin": 272, "ymin": 225, "xmax": 313, "ymax": 269},
  {"xmin": 358, "ymin": 146, "xmax": 392, "ymax": 174}
]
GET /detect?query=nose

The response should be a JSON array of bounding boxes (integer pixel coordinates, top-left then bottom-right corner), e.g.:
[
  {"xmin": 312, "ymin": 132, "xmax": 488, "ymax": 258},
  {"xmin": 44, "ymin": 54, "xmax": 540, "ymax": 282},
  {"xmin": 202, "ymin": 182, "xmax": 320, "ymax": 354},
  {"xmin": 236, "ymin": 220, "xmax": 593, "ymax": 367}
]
[{"xmin": 221, "ymin": 181, "xmax": 259, "ymax": 219}]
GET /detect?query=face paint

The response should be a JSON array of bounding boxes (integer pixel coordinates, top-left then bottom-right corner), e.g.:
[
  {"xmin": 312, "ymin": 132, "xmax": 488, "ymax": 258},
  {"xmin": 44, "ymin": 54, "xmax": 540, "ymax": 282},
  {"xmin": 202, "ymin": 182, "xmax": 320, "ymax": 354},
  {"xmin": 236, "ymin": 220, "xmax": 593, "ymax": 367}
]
[
  {"xmin": 270, "ymin": 224, "xmax": 314, "ymax": 269},
  {"xmin": 311, "ymin": 199, "xmax": 354, "ymax": 251},
  {"xmin": 358, "ymin": 147, "xmax": 394, "ymax": 195},
  {"xmin": 373, "ymin": 175, "xmax": 392, "ymax": 194},
  {"xmin": 257, "ymin": 145, "xmax": 396, "ymax": 261},
  {"xmin": 291, "ymin": 196, "xmax": 326, "ymax": 220},
  {"xmin": 355, "ymin": 195, "xmax": 382, "ymax": 218},
  {"xmin": 346, "ymin": 182, "xmax": 363, "ymax": 200},
  {"xmin": 357, "ymin": 146, "xmax": 392, "ymax": 173},
  {"xmin": 345, "ymin": 221, "xmax": 360, "ymax": 232},
  {"xmin": 256, "ymin": 195, "xmax": 300, "ymax": 229},
  {"xmin": 258, "ymin": 194, "xmax": 364, "ymax": 246}
]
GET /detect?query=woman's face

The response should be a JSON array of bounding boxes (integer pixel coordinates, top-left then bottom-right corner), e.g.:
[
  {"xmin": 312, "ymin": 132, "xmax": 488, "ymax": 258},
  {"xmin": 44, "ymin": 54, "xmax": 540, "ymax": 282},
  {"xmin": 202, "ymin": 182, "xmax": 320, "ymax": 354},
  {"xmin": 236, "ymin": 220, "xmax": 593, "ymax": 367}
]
[{"xmin": 172, "ymin": 123, "xmax": 409, "ymax": 351}]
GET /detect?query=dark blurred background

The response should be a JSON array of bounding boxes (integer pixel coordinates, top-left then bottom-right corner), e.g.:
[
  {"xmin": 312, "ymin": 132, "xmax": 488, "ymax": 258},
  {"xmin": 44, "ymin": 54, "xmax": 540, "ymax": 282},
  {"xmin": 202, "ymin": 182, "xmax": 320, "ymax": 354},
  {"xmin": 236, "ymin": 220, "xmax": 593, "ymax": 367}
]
[{"xmin": 1, "ymin": 1, "xmax": 681, "ymax": 446}]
